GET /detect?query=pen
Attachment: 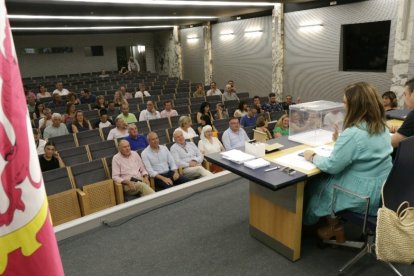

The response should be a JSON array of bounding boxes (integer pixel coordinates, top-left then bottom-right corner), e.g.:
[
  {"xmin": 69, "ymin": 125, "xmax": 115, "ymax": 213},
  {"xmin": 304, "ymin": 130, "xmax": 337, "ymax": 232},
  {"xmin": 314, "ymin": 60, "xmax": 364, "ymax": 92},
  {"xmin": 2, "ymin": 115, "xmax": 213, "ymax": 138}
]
[{"xmin": 264, "ymin": 166, "xmax": 280, "ymax": 172}]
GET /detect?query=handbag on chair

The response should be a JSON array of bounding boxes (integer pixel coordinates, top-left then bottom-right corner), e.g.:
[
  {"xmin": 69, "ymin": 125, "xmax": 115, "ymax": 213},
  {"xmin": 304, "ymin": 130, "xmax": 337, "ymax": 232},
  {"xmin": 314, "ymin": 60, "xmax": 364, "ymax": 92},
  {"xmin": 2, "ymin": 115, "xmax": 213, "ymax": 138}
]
[{"xmin": 376, "ymin": 189, "xmax": 414, "ymax": 264}]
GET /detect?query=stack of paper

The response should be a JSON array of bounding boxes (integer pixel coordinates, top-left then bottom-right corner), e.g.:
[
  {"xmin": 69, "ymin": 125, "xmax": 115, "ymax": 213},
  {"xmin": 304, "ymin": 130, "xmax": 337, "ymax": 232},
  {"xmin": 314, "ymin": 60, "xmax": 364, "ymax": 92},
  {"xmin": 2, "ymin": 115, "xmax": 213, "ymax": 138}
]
[
  {"xmin": 244, "ymin": 158, "xmax": 270, "ymax": 169},
  {"xmin": 220, "ymin": 149, "xmax": 256, "ymax": 164}
]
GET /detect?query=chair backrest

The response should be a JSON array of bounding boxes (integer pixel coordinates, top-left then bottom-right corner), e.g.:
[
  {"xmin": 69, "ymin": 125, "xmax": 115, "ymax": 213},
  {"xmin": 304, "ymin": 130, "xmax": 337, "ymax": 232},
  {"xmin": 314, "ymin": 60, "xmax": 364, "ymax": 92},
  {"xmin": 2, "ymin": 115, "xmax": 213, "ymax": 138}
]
[
  {"xmin": 42, "ymin": 167, "xmax": 73, "ymax": 195},
  {"xmin": 101, "ymin": 125, "xmax": 115, "ymax": 140},
  {"xmin": 382, "ymin": 136, "xmax": 414, "ymax": 211},
  {"xmin": 70, "ymin": 159, "xmax": 109, "ymax": 189},
  {"xmin": 88, "ymin": 140, "xmax": 118, "ymax": 159},
  {"xmin": 149, "ymin": 117, "xmax": 171, "ymax": 131},
  {"xmin": 48, "ymin": 133, "xmax": 77, "ymax": 151},
  {"xmin": 59, "ymin": 146, "xmax": 90, "ymax": 166},
  {"xmin": 270, "ymin": 110, "xmax": 286, "ymax": 121},
  {"xmin": 76, "ymin": 129, "xmax": 103, "ymax": 146},
  {"xmin": 154, "ymin": 129, "xmax": 169, "ymax": 145},
  {"xmin": 135, "ymin": 121, "xmax": 150, "ymax": 134},
  {"xmin": 103, "ymin": 155, "xmax": 114, "ymax": 178}
]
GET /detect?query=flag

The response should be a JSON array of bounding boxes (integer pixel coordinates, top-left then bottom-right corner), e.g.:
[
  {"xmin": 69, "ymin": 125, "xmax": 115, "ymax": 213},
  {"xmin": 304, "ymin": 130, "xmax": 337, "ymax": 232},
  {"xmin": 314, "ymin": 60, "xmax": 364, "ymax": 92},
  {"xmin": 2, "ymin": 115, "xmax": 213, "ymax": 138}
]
[{"xmin": 0, "ymin": 1, "xmax": 64, "ymax": 275}]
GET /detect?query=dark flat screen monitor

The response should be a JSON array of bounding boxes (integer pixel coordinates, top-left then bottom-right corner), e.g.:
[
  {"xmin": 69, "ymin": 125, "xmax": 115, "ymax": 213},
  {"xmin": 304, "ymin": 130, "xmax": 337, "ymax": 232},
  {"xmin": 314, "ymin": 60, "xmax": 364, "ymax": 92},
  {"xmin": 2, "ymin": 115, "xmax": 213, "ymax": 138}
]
[{"xmin": 342, "ymin": 20, "xmax": 391, "ymax": 72}]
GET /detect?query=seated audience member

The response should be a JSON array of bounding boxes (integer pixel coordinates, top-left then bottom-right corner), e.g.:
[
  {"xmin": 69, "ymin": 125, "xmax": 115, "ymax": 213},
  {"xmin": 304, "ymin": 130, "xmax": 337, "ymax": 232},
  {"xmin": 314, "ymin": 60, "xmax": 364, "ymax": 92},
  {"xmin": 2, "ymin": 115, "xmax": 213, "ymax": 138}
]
[
  {"xmin": 24, "ymin": 85, "xmax": 36, "ymax": 99},
  {"xmin": 289, "ymin": 110, "xmax": 306, "ymax": 132},
  {"xmin": 113, "ymin": 90, "xmax": 127, "ymax": 107},
  {"xmin": 222, "ymin": 117, "xmax": 249, "ymax": 150},
  {"xmin": 222, "ymin": 84, "xmax": 239, "ymax": 102},
  {"xmin": 139, "ymin": 100, "xmax": 161, "ymax": 121},
  {"xmin": 48, "ymin": 93, "xmax": 66, "ymax": 109},
  {"xmin": 141, "ymin": 132, "xmax": 189, "ymax": 191},
  {"xmin": 206, "ymin": 81, "xmax": 222, "ymax": 96},
  {"xmin": 174, "ymin": 116, "xmax": 198, "ymax": 140},
  {"xmin": 117, "ymin": 103, "xmax": 138, "ymax": 124},
  {"xmin": 107, "ymin": 117, "xmax": 128, "ymax": 140},
  {"xmin": 391, "ymin": 78, "xmax": 414, "ymax": 148},
  {"xmin": 128, "ymin": 56, "xmax": 140, "ymax": 74},
  {"xmin": 52, "ymin": 81, "xmax": 69, "ymax": 96},
  {"xmin": 273, "ymin": 114, "xmax": 289, "ymax": 138},
  {"xmin": 39, "ymin": 141, "xmax": 64, "ymax": 172},
  {"xmin": 71, "ymin": 110, "xmax": 92, "ymax": 133},
  {"xmin": 112, "ymin": 140, "xmax": 155, "ymax": 197},
  {"xmin": 135, "ymin": 83, "xmax": 151, "ymax": 98},
  {"xmin": 234, "ymin": 101, "xmax": 248, "ymax": 118},
  {"xmin": 198, "ymin": 125, "xmax": 225, "ymax": 173},
  {"xmin": 107, "ymin": 101, "xmax": 120, "ymax": 119},
  {"xmin": 34, "ymin": 128, "xmax": 46, "ymax": 155},
  {"xmin": 66, "ymin": 92, "xmax": 80, "ymax": 105},
  {"xmin": 36, "ymin": 84, "xmax": 51, "ymax": 100},
  {"xmin": 262, "ymin": 93, "xmax": 283, "ymax": 113},
  {"xmin": 197, "ymin": 114, "xmax": 216, "ymax": 135},
  {"xmin": 170, "ymin": 130, "xmax": 213, "ymax": 180},
  {"xmin": 240, "ymin": 106, "xmax": 257, "ymax": 128},
  {"xmin": 96, "ymin": 109, "xmax": 113, "ymax": 129},
  {"xmin": 34, "ymin": 103, "xmax": 46, "ymax": 120},
  {"xmin": 303, "ymin": 82, "xmax": 392, "ymax": 242},
  {"xmin": 281, "ymin": 95, "xmax": 299, "ymax": 111},
  {"xmin": 119, "ymin": 85, "xmax": 133, "ymax": 100},
  {"xmin": 193, "ymin": 83, "xmax": 205, "ymax": 98},
  {"xmin": 93, "ymin": 95, "xmax": 107, "ymax": 110},
  {"xmin": 196, "ymin": 102, "xmax": 214, "ymax": 124},
  {"xmin": 27, "ymin": 94, "xmax": 37, "ymax": 116},
  {"xmin": 39, "ymin": 108, "xmax": 53, "ymax": 130},
  {"xmin": 160, "ymin": 100, "xmax": 178, "ymax": 118},
  {"xmin": 43, "ymin": 113, "xmax": 69, "ymax": 139},
  {"xmin": 323, "ymin": 110, "xmax": 344, "ymax": 130},
  {"xmin": 63, "ymin": 103, "xmax": 76, "ymax": 124},
  {"xmin": 255, "ymin": 115, "xmax": 272, "ymax": 139},
  {"xmin": 125, "ymin": 124, "xmax": 149, "ymax": 150},
  {"xmin": 253, "ymin": 96, "xmax": 264, "ymax": 113},
  {"xmin": 214, "ymin": 103, "xmax": 229, "ymax": 120},
  {"xmin": 382, "ymin": 91, "xmax": 398, "ymax": 111},
  {"xmin": 79, "ymin": 88, "xmax": 96, "ymax": 104},
  {"xmin": 228, "ymin": 80, "xmax": 237, "ymax": 92}
]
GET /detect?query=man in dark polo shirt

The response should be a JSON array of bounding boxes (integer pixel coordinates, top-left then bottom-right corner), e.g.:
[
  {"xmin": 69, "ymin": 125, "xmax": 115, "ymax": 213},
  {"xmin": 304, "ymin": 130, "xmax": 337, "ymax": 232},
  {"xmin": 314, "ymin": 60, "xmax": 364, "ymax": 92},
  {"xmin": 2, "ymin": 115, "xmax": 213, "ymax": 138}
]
[
  {"xmin": 39, "ymin": 141, "xmax": 64, "ymax": 172},
  {"xmin": 391, "ymin": 78, "xmax": 414, "ymax": 148},
  {"xmin": 125, "ymin": 124, "xmax": 148, "ymax": 151}
]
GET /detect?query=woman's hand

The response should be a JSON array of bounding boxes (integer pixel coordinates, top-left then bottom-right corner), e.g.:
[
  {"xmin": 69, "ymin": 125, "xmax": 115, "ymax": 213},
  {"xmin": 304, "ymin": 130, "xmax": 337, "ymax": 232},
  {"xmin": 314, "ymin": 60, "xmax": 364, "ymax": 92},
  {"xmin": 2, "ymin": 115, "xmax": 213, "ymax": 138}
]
[{"xmin": 304, "ymin": 150, "xmax": 315, "ymax": 162}]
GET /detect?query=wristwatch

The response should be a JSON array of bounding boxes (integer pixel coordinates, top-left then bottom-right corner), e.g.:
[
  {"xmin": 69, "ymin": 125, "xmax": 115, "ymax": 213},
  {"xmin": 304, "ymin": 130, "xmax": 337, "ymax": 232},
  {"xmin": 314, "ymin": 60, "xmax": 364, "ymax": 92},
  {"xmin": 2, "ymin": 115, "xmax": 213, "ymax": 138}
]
[{"xmin": 311, "ymin": 153, "xmax": 317, "ymax": 163}]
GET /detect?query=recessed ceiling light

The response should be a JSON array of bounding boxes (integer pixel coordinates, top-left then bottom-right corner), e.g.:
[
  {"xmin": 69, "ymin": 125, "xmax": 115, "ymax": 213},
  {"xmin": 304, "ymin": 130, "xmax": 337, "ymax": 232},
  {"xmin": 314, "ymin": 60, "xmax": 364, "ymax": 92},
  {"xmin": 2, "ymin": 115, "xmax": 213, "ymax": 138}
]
[
  {"xmin": 11, "ymin": 25, "xmax": 174, "ymax": 31},
  {"xmin": 52, "ymin": 0, "xmax": 277, "ymax": 7},
  {"xmin": 8, "ymin": 15, "xmax": 217, "ymax": 20}
]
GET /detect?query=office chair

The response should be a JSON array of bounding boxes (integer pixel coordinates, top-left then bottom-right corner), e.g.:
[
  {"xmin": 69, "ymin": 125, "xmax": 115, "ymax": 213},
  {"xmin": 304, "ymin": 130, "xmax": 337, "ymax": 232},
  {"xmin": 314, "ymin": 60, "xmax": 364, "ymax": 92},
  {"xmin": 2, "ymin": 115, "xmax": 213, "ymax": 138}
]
[{"xmin": 324, "ymin": 136, "xmax": 414, "ymax": 275}]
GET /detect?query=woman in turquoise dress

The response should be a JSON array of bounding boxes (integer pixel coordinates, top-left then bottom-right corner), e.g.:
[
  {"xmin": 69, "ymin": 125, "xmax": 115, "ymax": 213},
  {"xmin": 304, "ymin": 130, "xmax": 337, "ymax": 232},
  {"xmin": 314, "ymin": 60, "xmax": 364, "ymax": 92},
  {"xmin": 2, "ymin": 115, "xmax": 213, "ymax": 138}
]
[{"xmin": 303, "ymin": 82, "xmax": 392, "ymax": 242}]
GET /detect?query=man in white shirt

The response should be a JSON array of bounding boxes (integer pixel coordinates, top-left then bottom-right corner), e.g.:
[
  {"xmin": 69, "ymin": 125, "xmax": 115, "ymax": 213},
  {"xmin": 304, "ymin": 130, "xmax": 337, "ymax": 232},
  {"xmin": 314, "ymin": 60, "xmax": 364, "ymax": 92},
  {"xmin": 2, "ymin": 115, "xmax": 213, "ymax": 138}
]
[
  {"xmin": 222, "ymin": 117, "xmax": 249, "ymax": 150},
  {"xmin": 107, "ymin": 117, "xmax": 128, "ymax": 140},
  {"xmin": 222, "ymin": 84, "xmax": 239, "ymax": 102},
  {"xmin": 52, "ymin": 82, "xmax": 69, "ymax": 96},
  {"xmin": 43, "ymin": 113, "xmax": 70, "ymax": 139},
  {"xmin": 170, "ymin": 130, "xmax": 213, "ymax": 180},
  {"xmin": 139, "ymin": 100, "xmax": 161, "ymax": 121},
  {"xmin": 206, "ymin": 81, "xmax": 222, "ymax": 96},
  {"xmin": 160, "ymin": 100, "xmax": 178, "ymax": 118},
  {"xmin": 135, "ymin": 83, "xmax": 151, "ymax": 98}
]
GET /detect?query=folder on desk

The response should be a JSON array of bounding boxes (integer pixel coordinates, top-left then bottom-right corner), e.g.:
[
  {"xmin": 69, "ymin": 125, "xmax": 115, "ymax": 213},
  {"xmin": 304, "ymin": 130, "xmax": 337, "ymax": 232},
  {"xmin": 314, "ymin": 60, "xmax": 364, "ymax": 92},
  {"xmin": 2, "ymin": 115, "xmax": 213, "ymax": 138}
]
[
  {"xmin": 253, "ymin": 129, "xmax": 284, "ymax": 152},
  {"xmin": 244, "ymin": 158, "xmax": 270, "ymax": 169},
  {"xmin": 220, "ymin": 149, "xmax": 256, "ymax": 164}
]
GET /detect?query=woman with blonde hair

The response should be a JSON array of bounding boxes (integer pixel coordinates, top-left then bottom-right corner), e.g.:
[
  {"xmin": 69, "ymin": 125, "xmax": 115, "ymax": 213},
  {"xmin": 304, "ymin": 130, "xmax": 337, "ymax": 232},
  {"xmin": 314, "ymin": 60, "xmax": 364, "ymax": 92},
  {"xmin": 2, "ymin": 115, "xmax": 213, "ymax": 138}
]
[
  {"xmin": 113, "ymin": 90, "xmax": 127, "ymax": 107},
  {"xmin": 273, "ymin": 114, "xmax": 289, "ymax": 138},
  {"xmin": 198, "ymin": 125, "xmax": 225, "ymax": 173},
  {"xmin": 303, "ymin": 82, "xmax": 392, "ymax": 242},
  {"xmin": 71, "ymin": 110, "xmax": 92, "ymax": 133},
  {"xmin": 174, "ymin": 115, "xmax": 198, "ymax": 140}
]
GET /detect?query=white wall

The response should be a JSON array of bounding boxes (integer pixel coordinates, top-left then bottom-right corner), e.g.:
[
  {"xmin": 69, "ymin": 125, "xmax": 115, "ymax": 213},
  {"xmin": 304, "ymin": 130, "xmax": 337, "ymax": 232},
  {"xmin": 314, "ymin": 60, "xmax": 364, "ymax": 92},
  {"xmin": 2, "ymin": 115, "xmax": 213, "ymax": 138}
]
[
  {"xmin": 14, "ymin": 32, "xmax": 155, "ymax": 77},
  {"xmin": 284, "ymin": 0, "xmax": 398, "ymax": 102},
  {"xmin": 211, "ymin": 16, "xmax": 272, "ymax": 96},
  {"xmin": 180, "ymin": 26, "xmax": 205, "ymax": 83}
]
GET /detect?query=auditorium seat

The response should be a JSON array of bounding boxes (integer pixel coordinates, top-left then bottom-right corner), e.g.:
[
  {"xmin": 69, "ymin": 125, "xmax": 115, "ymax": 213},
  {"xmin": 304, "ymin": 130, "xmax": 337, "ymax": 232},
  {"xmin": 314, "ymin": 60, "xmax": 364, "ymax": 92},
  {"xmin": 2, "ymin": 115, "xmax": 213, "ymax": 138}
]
[
  {"xmin": 59, "ymin": 146, "xmax": 90, "ymax": 166},
  {"xmin": 213, "ymin": 119, "xmax": 229, "ymax": 133},
  {"xmin": 49, "ymin": 133, "xmax": 77, "ymax": 151},
  {"xmin": 88, "ymin": 140, "xmax": 118, "ymax": 160},
  {"xmin": 102, "ymin": 155, "xmax": 125, "ymax": 204},
  {"xmin": 237, "ymin": 92, "xmax": 250, "ymax": 99},
  {"xmin": 154, "ymin": 129, "xmax": 169, "ymax": 145},
  {"xmin": 135, "ymin": 121, "xmax": 150, "ymax": 134},
  {"xmin": 174, "ymin": 106, "xmax": 190, "ymax": 116},
  {"xmin": 76, "ymin": 129, "xmax": 103, "ymax": 146},
  {"xmin": 101, "ymin": 125, "xmax": 115, "ymax": 140},
  {"xmin": 169, "ymin": 116, "xmax": 181, "ymax": 128},
  {"xmin": 70, "ymin": 159, "xmax": 118, "ymax": 215},
  {"xmin": 149, "ymin": 117, "xmax": 171, "ymax": 131},
  {"xmin": 76, "ymin": 103, "xmax": 91, "ymax": 111},
  {"xmin": 269, "ymin": 110, "xmax": 286, "ymax": 121},
  {"xmin": 43, "ymin": 167, "xmax": 82, "ymax": 226}
]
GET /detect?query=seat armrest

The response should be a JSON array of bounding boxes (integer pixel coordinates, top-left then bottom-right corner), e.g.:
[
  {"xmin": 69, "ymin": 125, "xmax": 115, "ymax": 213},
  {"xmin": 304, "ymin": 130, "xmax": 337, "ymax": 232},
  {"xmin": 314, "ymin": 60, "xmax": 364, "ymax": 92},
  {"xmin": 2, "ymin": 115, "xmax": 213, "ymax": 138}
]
[{"xmin": 113, "ymin": 181, "xmax": 124, "ymax": 204}]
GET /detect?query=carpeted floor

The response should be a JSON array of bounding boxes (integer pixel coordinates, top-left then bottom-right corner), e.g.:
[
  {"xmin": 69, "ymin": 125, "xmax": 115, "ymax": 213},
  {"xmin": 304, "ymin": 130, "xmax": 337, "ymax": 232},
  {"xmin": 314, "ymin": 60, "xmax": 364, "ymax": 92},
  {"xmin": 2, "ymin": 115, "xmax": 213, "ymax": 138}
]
[{"xmin": 59, "ymin": 179, "xmax": 413, "ymax": 276}]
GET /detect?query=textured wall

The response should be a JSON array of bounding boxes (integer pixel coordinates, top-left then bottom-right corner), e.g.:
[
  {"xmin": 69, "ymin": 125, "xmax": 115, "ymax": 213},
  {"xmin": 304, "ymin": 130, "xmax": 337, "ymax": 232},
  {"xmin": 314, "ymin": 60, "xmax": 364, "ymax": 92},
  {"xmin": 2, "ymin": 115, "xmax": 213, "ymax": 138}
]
[
  {"xmin": 153, "ymin": 29, "xmax": 182, "ymax": 78},
  {"xmin": 212, "ymin": 16, "xmax": 272, "ymax": 96},
  {"xmin": 284, "ymin": 0, "xmax": 398, "ymax": 102},
  {"xmin": 14, "ymin": 32, "xmax": 155, "ymax": 78},
  {"xmin": 180, "ymin": 26, "xmax": 205, "ymax": 83}
]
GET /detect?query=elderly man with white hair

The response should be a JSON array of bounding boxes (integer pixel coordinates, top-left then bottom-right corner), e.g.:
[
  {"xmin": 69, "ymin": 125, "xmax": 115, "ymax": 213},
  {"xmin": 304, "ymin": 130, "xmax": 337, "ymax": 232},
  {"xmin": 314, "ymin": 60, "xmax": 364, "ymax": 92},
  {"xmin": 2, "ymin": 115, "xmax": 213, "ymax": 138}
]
[
  {"xmin": 43, "ymin": 113, "xmax": 69, "ymax": 139},
  {"xmin": 222, "ymin": 84, "xmax": 239, "ymax": 102},
  {"xmin": 170, "ymin": 130, "xmax": 213, "ymax": 180}
]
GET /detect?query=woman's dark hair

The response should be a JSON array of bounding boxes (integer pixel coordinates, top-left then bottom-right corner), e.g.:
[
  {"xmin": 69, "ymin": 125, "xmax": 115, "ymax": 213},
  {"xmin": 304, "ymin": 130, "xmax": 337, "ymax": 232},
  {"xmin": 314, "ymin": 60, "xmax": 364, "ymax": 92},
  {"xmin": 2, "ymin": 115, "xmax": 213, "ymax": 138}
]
[
  {"xmin": 382, "ymin": 91, "xmax": 398, "ymax": 108},
  {"xmin": 200, "ymin": 114, "xmax": 212, "ymax": 126},
  {"xmin": 238, "ymin": 100, "xmax": 246, "ymax": 111},
  {"xmin": 343, "ymin": 82, "xmax": 386, "ymax": 135},
  {"xmin": 66, "ymin": 102, "xmax": 75, "ymax": 115},
  {"xmin": 45, "ymin": 141, "xmax": 56, "ymax": 149},
  {"xmin": 199, "ymin": 102, "xmax": 210, "ymax": 113}
]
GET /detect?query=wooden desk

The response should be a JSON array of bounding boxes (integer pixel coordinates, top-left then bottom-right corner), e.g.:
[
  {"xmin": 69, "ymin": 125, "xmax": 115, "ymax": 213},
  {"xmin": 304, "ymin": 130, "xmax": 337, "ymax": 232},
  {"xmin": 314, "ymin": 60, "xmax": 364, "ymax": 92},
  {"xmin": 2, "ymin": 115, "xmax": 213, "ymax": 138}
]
[{"xmin": 205, "ymin": 137, "xmax": 310, "ymax": 261}]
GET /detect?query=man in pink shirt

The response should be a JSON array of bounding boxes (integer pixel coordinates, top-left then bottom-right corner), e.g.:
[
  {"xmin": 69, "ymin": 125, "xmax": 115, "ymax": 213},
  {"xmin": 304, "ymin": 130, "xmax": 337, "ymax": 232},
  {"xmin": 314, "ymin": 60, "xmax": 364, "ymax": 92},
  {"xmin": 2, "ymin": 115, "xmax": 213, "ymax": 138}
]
[
  {"xmin": 112, "ymin": 140, "xmax": 155, "ymax": 197},
  {"xmin": 160, "ymin": 100, "xmax": 178, "ymax": 118}
]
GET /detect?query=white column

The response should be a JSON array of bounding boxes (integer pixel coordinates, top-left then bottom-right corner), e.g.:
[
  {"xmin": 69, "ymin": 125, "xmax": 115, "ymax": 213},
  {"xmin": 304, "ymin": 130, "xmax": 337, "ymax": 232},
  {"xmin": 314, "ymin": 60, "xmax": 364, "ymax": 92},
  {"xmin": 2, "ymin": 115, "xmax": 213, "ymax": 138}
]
[
  {"xmin": 203, "ymin": 22, "xmax": 213, "ymax": 86},
  {"xmin": 272, "ymin": 3, "xmax": 284, "ymax": 101},
  {"xmin": 391, "ymin": 0, "xmax": 414, "ymax": 107},
  {"xmin": 172, "ymin": 26, "xmax": 183, "ymax": 79}
]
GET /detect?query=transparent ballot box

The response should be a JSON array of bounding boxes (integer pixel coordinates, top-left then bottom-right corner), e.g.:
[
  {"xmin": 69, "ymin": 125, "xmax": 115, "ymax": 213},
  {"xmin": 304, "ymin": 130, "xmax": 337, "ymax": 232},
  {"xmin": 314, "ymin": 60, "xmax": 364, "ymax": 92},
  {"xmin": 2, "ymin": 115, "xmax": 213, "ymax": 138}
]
[{"xmin": 289, "ymin": 100, "xmax": 344, "ymax": 147}]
